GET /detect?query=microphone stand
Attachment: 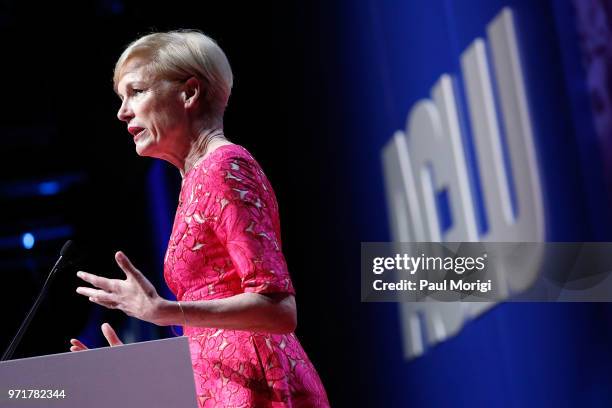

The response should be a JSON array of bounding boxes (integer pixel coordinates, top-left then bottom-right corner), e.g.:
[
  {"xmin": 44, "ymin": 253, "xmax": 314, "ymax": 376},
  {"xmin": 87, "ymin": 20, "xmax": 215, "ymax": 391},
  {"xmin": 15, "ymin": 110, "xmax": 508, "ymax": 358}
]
[{"xmin": 1, "ymin": 241, "xmax": 73, "ymax": 361}]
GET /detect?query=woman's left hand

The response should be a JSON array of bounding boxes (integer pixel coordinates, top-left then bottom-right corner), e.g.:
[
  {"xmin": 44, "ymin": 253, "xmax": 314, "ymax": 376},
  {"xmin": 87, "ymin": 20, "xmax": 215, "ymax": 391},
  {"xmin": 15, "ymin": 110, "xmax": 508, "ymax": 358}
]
[{"xmin": 76, "ymin": 251, "xmax": 163, "ymax": 325}]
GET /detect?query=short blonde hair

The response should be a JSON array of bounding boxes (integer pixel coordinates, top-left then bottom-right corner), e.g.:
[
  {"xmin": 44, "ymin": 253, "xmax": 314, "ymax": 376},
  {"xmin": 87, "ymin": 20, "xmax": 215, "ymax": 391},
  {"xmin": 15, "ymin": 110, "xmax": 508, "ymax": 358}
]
[{"xmin": 114, "ymin": 29, "xmax": 233, "ymax": 119}]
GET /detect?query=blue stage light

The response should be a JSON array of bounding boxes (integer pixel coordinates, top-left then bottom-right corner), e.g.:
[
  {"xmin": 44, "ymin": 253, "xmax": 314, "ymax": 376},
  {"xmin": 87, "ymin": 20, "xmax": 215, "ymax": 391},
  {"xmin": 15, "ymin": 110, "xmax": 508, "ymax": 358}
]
[
  {"xmin": 22, "ymin": 233, "xmax": 35, "ymax": 249},
  {"xmin": 38, "ymin": 181, "xmax": 60, "ymax": 195}
]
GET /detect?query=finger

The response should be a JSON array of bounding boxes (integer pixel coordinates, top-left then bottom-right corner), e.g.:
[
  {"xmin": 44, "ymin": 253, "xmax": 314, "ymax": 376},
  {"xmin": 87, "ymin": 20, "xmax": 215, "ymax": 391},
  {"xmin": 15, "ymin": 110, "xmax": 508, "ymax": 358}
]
[
  {"xmin": 76, "ymin": 271, "xmax": 117, "ymax": 292},
  {"xmin": 69, "ymin": 338, "xmax": 88, "ymax": 352},
  {"xmin": 76, "ymin": 288, "xmax": 118, "ymax": 309},
  {"xmin": 76, "ymin": 287, "xmax": 114, "ymax": 303},
  {"xmin": 115, "ymin": 251, "xmax": 138, "ymax": 277},
  {"xmin": 69, "ymin": 338, "xmax": 88, "ymax": 349},
  {"xmin": 101, "ymin": 323, "xmax": 123, "ymax": 346},
  {"xmin": 115, "ymin": 251, "xmax": 148, "ymax": 286},
  {"xmin": 90, "ymin": 298, "xmax": 119, "ymax": 310}
]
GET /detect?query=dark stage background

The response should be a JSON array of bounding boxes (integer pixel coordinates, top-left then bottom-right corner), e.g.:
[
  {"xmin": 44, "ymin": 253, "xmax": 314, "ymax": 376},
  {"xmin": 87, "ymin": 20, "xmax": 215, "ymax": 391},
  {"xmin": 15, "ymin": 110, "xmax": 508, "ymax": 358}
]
[
  {"xmin": 5, "ymin": 1, "xmax": 612, "ymax": 408},
  {"xmin": 0, "ymin": 1, "xmax": 359, "ymax": 406}
]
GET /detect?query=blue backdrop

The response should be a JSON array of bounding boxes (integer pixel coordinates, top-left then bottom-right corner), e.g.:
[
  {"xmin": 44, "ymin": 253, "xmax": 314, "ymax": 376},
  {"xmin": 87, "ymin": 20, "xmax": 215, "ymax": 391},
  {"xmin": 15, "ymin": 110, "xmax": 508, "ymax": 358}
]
[{"xmin": 335, "ymin": 0, "xmax": 612, "ymax": 406}]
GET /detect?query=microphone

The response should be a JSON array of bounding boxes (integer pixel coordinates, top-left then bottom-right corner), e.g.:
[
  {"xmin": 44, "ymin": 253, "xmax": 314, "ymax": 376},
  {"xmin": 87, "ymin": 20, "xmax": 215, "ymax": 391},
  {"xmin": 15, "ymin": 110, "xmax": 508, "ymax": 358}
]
[{"xmin": 1, "ymin": 240, "xmax": 75, "ymax": 361}]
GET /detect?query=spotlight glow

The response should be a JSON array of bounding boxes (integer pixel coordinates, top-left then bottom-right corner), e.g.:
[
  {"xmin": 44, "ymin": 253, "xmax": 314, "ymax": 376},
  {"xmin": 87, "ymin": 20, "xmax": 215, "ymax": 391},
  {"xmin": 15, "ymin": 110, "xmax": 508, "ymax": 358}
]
[{"xmin": 22, "ymin": 233, "xmax": 35, "ymax": 249}]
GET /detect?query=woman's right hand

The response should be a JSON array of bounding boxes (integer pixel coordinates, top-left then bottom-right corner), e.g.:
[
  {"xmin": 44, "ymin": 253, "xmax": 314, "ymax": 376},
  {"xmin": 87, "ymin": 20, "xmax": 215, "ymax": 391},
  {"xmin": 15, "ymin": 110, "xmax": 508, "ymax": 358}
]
[{"xmin": 69, "ymin": 323, "xmax": 123, "ymax": 352}]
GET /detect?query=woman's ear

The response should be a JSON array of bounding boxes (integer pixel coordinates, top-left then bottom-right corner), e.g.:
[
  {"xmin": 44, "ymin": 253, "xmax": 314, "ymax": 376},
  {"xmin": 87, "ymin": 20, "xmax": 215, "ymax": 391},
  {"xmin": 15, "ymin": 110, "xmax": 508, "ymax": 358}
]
[{"xmin": 182, "ymin": 77, "xmax": 201, "ymax": 109}]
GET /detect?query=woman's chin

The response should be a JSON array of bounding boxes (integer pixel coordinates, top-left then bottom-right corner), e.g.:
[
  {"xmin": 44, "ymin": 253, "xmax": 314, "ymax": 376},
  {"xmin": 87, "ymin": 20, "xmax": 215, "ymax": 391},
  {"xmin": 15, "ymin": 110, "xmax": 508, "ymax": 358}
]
[
  {"xmin": 135, "ymin": 140, "xmax": 154, "ymax": 157},
  {"xmin": 134, "ymin": 145, "xmax": 147, "ymax": 156}
]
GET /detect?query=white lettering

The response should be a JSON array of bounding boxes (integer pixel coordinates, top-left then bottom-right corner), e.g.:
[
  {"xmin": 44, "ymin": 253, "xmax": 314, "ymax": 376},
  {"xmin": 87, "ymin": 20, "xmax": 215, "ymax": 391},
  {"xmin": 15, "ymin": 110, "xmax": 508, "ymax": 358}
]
[{"xmin": 381, "ymin": 8, "xmax": 545, "ymax": 360}]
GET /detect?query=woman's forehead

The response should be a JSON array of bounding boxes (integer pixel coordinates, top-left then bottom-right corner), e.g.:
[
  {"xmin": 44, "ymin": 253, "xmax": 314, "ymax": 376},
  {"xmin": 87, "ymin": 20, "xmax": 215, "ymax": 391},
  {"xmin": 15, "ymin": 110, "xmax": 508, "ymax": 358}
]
[
  {"xmin": 117, "ymin": 59, "xmax": 150, "ymax": 89},
  {"xmin": 119, "ymin": 70, "xmax": 145, "ymax": 86}
]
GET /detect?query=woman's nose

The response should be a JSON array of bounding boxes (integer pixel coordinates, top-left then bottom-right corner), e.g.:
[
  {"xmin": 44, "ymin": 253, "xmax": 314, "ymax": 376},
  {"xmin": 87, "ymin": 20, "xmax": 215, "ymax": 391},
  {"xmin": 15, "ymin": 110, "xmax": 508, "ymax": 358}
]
[{"xmin": 117, "ymin": 100, "xmax": 133, "ymax": 122}]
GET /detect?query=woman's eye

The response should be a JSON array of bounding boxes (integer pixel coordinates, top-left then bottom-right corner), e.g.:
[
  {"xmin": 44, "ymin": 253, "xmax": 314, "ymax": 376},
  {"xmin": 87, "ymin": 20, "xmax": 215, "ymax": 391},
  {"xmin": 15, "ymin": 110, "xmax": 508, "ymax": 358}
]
[{"xmin": 133, "ymin": 88, "xmax": 144, "ymax": 94}]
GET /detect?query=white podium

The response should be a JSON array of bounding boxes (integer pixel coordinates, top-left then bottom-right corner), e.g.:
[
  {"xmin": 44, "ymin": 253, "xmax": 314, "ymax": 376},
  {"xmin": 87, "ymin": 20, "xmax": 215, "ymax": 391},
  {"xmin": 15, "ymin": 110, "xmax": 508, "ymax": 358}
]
[{"xmin": 0, "ymin": 336, "xmax": 198, "ymax": 408}]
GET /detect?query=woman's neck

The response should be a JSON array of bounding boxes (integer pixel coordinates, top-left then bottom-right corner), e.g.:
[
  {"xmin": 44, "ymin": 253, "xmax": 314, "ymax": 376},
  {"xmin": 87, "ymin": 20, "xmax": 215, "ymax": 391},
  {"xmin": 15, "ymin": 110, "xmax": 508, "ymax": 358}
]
[{"xmin": 181, "ymin": 127, "xmax": 231, "ymax": 177}]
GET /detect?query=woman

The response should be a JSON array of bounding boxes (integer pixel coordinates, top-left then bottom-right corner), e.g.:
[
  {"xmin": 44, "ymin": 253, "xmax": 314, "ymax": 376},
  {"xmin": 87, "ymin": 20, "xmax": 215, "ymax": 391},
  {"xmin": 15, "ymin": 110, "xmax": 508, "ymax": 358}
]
[{"xmin": 69, "ymin": 30, "xmax": 330, "ymax": 408}]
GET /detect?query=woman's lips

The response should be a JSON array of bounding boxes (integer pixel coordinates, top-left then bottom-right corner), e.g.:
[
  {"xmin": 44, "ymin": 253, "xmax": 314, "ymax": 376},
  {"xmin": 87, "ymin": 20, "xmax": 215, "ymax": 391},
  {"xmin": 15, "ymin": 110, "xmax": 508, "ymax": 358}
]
[
  {"xmin": 134, "ymin": 129, "xmax": 146, "ymax": 141},
  {"xmin": 128, "ymin": 126, "xmax": 146, "ymax": 140}
]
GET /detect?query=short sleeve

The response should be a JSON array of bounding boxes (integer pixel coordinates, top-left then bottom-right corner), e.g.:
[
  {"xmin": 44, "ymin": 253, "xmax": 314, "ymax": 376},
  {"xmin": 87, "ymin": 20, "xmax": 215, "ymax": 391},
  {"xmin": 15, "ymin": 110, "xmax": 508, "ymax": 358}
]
[{"xmin": 207, "ymin": 154, "xmax": 295, "ymax": 295}]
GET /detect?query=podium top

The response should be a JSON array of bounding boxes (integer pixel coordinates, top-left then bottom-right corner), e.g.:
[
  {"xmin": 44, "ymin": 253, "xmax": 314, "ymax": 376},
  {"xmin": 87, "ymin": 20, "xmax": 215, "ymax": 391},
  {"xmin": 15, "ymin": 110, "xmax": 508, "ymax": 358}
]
[{"xmin": 0, "ymin": 336, "xmax": 197, "ymax": 408}]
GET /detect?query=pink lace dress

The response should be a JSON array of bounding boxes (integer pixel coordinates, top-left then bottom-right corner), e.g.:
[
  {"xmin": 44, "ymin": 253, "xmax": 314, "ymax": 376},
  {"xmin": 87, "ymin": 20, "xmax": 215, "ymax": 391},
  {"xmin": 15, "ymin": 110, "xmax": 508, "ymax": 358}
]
[{"xmin": 163, "ymin": 144, "xmax": 330, "ymax": 407}]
